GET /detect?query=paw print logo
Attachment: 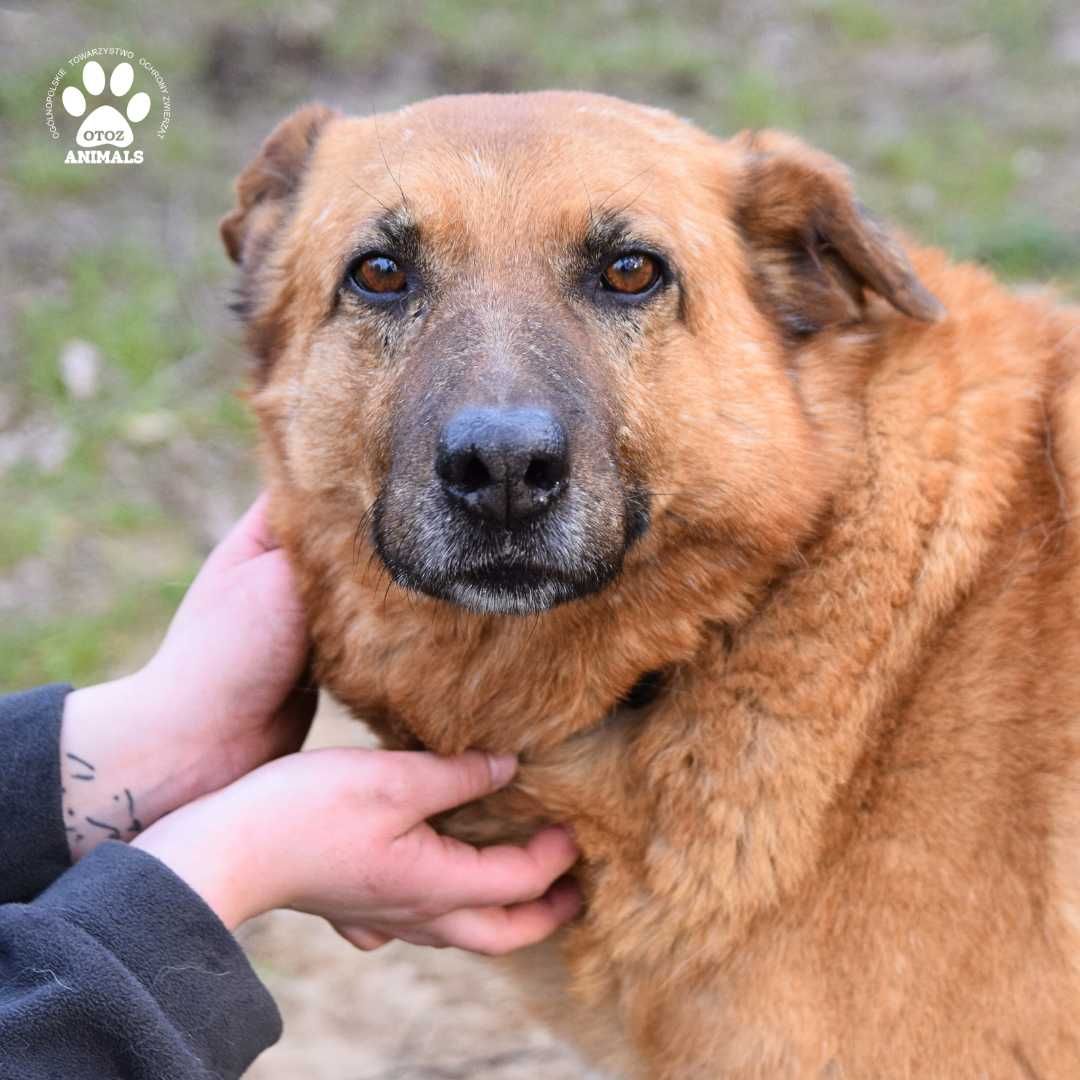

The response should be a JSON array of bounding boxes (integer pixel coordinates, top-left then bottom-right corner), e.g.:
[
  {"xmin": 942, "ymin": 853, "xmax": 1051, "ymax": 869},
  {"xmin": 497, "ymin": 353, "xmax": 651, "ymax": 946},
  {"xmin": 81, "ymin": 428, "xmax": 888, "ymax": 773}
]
[{"xmin": 61, "ymin": 60, "xmax": 151, "ymax": 148}]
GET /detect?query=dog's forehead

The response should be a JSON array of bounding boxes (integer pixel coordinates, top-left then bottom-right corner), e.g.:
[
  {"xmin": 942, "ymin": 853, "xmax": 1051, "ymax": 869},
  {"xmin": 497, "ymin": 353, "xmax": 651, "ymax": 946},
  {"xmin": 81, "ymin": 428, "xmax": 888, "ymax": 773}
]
[{"xmin": 302, "ymin": 92, "xmax": 731, "ymax": 251}]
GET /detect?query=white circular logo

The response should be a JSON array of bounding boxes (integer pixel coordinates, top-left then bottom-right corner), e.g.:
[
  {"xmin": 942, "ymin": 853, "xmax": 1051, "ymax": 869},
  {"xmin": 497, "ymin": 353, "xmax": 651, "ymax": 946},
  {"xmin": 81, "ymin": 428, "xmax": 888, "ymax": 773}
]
[{"xmin": 44, "ymin": 48, "xmax": 171, "ymax": 165}]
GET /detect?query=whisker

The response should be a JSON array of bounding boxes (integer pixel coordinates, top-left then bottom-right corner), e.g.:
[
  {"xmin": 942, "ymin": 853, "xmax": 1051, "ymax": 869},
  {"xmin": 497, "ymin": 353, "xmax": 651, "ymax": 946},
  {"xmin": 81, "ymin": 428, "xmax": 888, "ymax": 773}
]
[
  {"xmin": 351, "ymin": 178, "xmax": 392, "ymax": 214},
  {"xmin": 572, "ymin": 158, "xmax": 597, "ymax": 231},
  {"xmin": 352, "ymin": 504, "xmax": 378, "ymax": 569},
  {"xmin": 595, "ymin": 164, "xmax": 656, "ymax": 219},
  {"xmin": 373, "ymin": 114, "xmax": 410, "ymax": 211}
]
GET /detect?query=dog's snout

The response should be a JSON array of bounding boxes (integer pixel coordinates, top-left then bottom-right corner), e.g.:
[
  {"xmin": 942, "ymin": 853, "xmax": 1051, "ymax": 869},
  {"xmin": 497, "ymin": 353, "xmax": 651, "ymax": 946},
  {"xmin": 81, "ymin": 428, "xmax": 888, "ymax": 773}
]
[{"xmin": 436, "ymin": 407, "xmax": 569, "ymax": 528}]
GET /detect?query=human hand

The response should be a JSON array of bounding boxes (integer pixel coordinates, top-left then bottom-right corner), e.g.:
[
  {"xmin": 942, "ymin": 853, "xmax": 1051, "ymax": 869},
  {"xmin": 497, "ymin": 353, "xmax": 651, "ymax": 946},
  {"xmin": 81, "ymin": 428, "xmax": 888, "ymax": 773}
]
[
  {"xmin": 134, "ymin": 747, "xmax": 582, "ymax": 955},
  {"xmin": 61, "ymin": 494, "xmax": 315, "ymax": 859}
]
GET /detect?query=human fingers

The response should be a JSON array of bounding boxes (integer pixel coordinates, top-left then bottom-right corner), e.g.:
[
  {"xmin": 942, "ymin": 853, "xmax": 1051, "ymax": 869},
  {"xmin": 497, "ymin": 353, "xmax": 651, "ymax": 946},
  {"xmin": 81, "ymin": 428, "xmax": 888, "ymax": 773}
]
[
  {"xmin": 332, "ymin": 924, "xmax": 395, "ymax": 952},
  {"xmin": 397, "ymin": 824, "xmax": 580, "ymax": 912},
  {"xmin": 373, "ymin": 750, "xmax": 519, "ymax": 829},
  {"xmin": 199, "ymin": 492, "xmax": 279, "ymax": 575},
  {"xmin": 392, "ymin": 876, "xmax": 583, "ymax": 956}
]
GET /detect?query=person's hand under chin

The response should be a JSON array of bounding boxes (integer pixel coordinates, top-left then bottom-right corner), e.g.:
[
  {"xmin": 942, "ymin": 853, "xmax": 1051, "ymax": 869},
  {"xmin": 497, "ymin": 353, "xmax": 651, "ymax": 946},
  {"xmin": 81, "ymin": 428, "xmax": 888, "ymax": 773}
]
[{"xmin": 61, "ymin": 494, "xmax": 581, "ymax": 955}]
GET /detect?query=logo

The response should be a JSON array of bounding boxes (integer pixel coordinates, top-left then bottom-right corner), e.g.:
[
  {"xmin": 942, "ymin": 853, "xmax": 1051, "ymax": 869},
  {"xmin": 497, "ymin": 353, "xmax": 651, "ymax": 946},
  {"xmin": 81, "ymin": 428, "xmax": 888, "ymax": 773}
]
[{"xmin": 44, "ymin": 48, "xmax": 171, "ymax": 165}]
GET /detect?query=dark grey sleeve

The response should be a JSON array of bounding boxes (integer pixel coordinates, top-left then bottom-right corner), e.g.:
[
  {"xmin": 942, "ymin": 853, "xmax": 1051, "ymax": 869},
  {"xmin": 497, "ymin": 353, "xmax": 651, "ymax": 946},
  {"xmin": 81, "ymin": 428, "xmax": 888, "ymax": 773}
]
[
  {"xmin": 0, "ymin": 684, "xmax": 74, "ymax": 901},
  {"xmin": 0, "ymin": 687, "xmax": 282, "ymax": 1076},
  {"xmin": 0, "ymin": 841, "xmax": 282, "ymax": 1079}
]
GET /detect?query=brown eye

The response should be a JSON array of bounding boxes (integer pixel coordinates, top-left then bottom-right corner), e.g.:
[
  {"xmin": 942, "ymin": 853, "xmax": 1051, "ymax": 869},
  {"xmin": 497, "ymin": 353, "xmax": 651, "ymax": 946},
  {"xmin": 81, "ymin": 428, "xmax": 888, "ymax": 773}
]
[
  {"xmin": 349, "ymin": 254, "xmax": 408, "ymax": 295},
  {"xmin": 601, "ymin": 252, "xmax": 661, "ymax": 295}
]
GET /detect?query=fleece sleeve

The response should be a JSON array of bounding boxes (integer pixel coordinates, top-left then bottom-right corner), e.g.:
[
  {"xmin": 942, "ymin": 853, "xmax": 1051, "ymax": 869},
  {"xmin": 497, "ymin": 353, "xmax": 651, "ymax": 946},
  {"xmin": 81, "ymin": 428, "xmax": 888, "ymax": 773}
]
[
  {"xmin": 0, "ymin": 684, "xmax": 74, "ymax": 902},
  {"xmin": 0, "ymin": 841, "xmax": 282, "ymax": 1079},
  {"xmin": 0, "ymin": 685, "xmax": 282, "ymax": 1077}
]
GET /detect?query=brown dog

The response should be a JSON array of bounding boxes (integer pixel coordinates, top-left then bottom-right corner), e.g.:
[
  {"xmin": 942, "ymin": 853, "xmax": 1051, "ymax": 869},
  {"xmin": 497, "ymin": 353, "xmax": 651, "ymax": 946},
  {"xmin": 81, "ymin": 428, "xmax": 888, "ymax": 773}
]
[{"xmin": 221, "ymin": 92, "xmax": 1080, "ymax": 1078}]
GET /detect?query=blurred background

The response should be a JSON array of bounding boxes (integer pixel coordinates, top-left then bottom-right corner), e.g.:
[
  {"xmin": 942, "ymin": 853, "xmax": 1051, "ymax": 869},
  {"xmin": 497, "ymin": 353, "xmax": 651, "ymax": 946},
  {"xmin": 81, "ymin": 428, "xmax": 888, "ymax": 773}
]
[{"xmin": 1, "ymin": 2, "xmax": 1078, "ymax": 1076}]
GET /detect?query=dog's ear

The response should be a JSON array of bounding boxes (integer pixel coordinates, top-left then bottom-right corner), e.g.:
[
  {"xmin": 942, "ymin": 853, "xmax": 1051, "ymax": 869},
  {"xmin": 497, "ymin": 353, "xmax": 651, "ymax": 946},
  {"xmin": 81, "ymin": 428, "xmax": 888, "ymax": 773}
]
[
  {"xmin": 220, "ymin": 103, "xmax": 338, "ymax": 266},
  {"xmin": 733, "ymin": 130, "xmax": 944, "ymax": 336}
]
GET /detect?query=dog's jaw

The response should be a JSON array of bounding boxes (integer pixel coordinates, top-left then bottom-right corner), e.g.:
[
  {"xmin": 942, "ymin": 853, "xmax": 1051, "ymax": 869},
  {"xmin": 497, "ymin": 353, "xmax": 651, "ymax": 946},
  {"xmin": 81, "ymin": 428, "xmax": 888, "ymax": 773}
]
[
  {"xmin": 437, "ymin": 575, "xmax": 592, "ymax": 616},
  {"xmin": 371, "ymin": 480, "xmax": 649, "ymax": 616},
  {"xmin": 372, "ymin": 522, "xmax": 624, "ymax": 616}
]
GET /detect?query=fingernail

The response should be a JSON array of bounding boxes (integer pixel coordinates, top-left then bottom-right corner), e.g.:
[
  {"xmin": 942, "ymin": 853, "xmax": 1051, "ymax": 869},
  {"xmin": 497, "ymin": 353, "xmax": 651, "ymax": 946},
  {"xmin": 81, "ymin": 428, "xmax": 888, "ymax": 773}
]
[{"xmin": 487, "ymin": 753, "xmax": 517, "ymax": 786}]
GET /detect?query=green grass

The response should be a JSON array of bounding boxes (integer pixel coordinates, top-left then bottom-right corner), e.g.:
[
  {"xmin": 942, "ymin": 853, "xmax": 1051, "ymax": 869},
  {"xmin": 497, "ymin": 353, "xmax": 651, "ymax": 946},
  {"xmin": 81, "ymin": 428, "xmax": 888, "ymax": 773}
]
[
  {"xmin": 529, "ymin": 14, "xmax": 710, "ymax": 85},
  {"xmin": 94, "ymin": 499, "xmax": 170, "ymax": 533},
  {"xmin": 0, "ymin": 573, "xmax": 193, "ymax": 690},
  {"xmin": 4, "ymin": 233, "xmax": 244, "ymax": 693},
  {"xmin": 0, "ymin": 509, "xmax": 50, "ymax": 571},
  {"xmin": 0, "ymin": 65, "xmax": 46, "ymax": 123},
  {"xmin": 11, "ymin": 243, "xmax": 219, "ymax": 516},
  {"xmin": 181, "ymin": 388, "xmax": 256, "ymax": 438},
  {"xmin": 857, "ymin": 110, "xmax": 1080, "ymax": 285},
  {"xmin": 971, "ymin": 0, "xmax": 1050, "ymax": 54},
  {"xmin": 958, "ymin": 216, "xmax": 1080, "ymax": 283},
  {"xmin": 724, "ymin": 69, "xmax": 808, "ymax": 130},
  {"xmin": 325, "ymin": 6, "xmax": 412, "ymax": 66},
  {"xmin": 871, "ymin": 120, "xmax": 1017, "ymax": 215},
  {"xmin": 326, "ymin": 2, "xmax": 717, "ymax": 90},
  {"xmin": 812, "ymin": 0, "xmax": 895, "ymax": 44},
  {"xmin": 7, "ymin": 140, "xmax": 111, "ymax": 197},
  {"xmin": 0, "ymin": 481, "xmax": 176, "ymax": 573},
  {"xmin": 19, "ymin": 247, "xmax": 203, "ymax": 403}
]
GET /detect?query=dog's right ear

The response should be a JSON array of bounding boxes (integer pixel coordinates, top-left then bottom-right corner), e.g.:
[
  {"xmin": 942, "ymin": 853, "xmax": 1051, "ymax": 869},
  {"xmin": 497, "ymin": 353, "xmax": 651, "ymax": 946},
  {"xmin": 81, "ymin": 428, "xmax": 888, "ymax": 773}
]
[
  {"xmin": 220, "ymin": 103, "xmax": 338, "ymax": 266},
  {"xmin": 733, "ymin": 129, "xmax": 944, "ymax": 337}
]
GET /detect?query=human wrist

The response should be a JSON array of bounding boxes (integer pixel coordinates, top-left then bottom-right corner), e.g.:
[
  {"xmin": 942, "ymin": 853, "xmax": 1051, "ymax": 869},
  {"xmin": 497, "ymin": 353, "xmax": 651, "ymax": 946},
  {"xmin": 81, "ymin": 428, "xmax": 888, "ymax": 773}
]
[
  {"xmin": 60, "ymin": 671, "xmax": 213, "ymax": 860},
  {"xmin": 131, "ymin": 787, "xmax": 273, "ymax": 931}
]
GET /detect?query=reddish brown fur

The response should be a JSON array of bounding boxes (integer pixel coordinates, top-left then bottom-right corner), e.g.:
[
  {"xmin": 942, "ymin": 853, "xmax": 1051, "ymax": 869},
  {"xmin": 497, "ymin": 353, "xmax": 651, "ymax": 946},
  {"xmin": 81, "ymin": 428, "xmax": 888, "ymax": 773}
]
[{"xmin": 223, "ymin": 92, "xmax": 1080, "ymax": 1077}]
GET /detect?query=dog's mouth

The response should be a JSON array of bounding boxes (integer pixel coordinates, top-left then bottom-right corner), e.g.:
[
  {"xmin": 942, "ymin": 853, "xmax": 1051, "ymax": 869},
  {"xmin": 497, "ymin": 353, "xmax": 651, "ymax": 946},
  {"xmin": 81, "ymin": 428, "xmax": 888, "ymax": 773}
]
[
  {"xmin": 371, "ymin": 487, "xmax": 649, "ymax": 616},
  {"xmin": 395, "ymin": 562, "xmax": 615, "ymax": 616},
  {"xmin": 374, "ymin": 535, "xmax": 623, "ymax": 616}
]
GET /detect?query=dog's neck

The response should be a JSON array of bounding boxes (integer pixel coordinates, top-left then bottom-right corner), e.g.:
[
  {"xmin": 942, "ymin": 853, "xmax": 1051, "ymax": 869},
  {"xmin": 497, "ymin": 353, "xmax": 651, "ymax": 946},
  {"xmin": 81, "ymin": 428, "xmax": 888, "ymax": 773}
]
[{"xmin": 299, "ymin": 516, "xmax": 791, "ymax": 756}]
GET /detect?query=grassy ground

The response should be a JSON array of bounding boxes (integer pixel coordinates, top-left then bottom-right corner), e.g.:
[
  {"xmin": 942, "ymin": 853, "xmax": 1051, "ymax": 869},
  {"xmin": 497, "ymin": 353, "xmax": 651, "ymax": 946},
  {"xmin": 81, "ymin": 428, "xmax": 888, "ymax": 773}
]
[
  {"xmin": 1, "ymin": 3, "xmax": 1078, "ymax": 1074},
  {"xmin": 2, "ymin": 0, "xmax": 1078, "ymax": 691}
]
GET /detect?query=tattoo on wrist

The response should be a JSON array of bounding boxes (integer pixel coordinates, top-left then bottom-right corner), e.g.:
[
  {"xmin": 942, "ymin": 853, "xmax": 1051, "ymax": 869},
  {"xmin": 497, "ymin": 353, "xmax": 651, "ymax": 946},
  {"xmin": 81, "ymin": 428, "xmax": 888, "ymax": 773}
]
[{"xmin": 62, "ymin": 753, "xmax": 143, "ymax": 848}]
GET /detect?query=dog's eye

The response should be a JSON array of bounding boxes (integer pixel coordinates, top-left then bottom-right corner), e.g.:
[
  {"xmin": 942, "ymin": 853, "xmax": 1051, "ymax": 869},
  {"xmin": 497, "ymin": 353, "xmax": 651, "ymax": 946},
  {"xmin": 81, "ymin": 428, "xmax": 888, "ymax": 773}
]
[
  {"xmin": 347, "ymin": 254, "xmax": 408, "ymax": 296},
  {"xmin": 601, "ymin": 253, "xmax": 661, "ymax": 296}
]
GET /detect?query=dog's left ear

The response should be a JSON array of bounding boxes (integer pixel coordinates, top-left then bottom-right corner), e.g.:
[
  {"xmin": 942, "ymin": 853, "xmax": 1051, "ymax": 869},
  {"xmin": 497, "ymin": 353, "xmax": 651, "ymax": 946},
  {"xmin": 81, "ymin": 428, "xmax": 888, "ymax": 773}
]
[
  {"xmin": 220, "ymin": 102, "xmax": 339, "ymax": 266},
  {"xmin": 733, "ymin": 130, "xmax": 944, "ymax": 336}
]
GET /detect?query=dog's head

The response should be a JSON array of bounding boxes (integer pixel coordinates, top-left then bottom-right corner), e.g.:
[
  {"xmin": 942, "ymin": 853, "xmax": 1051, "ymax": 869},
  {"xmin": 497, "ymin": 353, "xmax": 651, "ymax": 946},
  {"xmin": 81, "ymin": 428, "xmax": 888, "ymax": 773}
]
[{"xmin": 224, "ymin": 93, "xmax": 942, "ymax": 622}]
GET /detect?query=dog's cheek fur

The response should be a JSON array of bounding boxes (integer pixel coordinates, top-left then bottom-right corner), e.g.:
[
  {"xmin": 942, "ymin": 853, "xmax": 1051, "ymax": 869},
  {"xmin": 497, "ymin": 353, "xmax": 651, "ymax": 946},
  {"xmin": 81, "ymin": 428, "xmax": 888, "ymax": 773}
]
[
  {"xmin": 635, "ymin": 236, "xmax": 857, "ymax": 580},
  {"xmin": 257, "ymin": 327, "xmax": 400, "ymax": 504},
  {"xmin": 243, "ymin": 189, "xmax": 423, "ymax": 505}
]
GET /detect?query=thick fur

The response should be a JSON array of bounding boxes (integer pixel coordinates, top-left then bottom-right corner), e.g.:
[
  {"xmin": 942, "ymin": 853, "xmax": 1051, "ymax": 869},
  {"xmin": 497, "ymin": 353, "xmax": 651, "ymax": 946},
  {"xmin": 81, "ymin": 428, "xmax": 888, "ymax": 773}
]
[{"xmin": 223, "ymin": 92, "xmax": 1080, "ymax": 1078}]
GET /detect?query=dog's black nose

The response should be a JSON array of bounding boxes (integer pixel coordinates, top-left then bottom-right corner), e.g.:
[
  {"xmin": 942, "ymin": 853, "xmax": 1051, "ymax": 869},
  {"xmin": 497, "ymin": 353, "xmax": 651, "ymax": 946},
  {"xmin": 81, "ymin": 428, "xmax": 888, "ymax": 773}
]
[{"xmin": 436, "ymin": 407, "xmax": 569, "ymax": 528}]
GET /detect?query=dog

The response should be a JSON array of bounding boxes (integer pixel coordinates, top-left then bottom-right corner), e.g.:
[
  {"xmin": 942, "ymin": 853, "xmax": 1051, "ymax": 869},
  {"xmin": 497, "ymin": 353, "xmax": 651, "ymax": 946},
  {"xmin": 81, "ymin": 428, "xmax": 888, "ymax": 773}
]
[{"xmin": 221, "ymin": 92, "xmax": 1080, "ymax": 1078}]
